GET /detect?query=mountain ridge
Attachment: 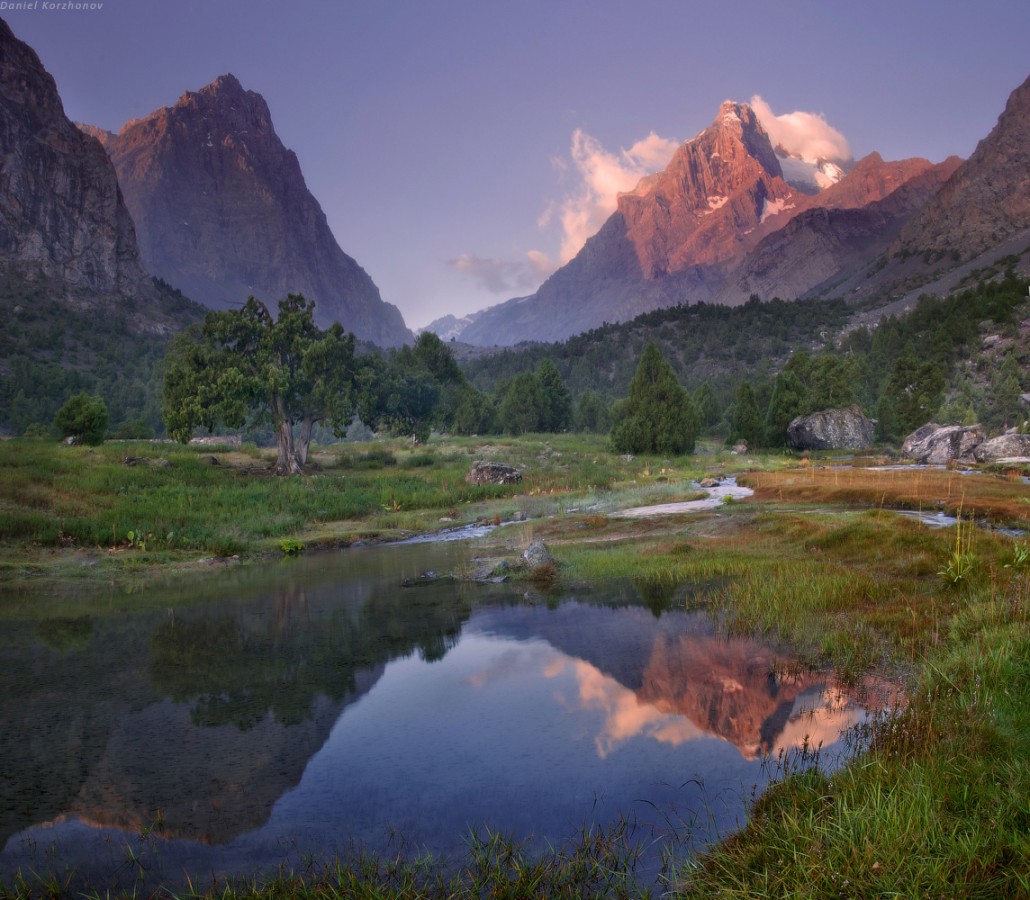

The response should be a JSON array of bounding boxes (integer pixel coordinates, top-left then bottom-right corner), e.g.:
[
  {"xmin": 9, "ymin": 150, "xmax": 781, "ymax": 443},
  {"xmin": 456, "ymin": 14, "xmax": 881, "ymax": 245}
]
[
  {"xmin": 89, "ymin": 73, "xmax": 412, "ymax": 347},
  {"xmin": 0, "ymin": 20, "xmax": 148, "ymax": 303},
  {"xmin": 891, "ymin": 73, "xmax": 1030, "ymax": 262},
  {"xmin": 452, "ymin": 98, "xmax": 978, "ymax": 347}
]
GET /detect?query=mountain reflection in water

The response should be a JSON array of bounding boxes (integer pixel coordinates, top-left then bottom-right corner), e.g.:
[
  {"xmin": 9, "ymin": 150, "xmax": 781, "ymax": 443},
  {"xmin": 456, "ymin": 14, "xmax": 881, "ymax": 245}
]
[{"xmin": 0, "ymin": 544, "xmax": 888, "ymax": 892}]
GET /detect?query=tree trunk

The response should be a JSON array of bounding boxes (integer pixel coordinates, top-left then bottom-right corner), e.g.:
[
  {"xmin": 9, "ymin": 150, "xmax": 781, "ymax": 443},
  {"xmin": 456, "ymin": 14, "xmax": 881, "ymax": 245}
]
[
  {"xmin": 272, "ymin": 398, "xmax": 303, "ymax": 475},
  {"xmin": 296, "ymin": 414, "xmax": 317, "ymax": 466}
]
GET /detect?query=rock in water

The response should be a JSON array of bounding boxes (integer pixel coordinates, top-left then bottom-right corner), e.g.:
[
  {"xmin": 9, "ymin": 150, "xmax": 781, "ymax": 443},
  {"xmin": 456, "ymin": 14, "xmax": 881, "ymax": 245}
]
[
  {"xmin": 901, "ymin": 424, "xmax": 985, "ymax": 464},
  {"xmin": 787, "ymin": 405, "xmax": 875, "ymax": 451},
  {"xmin": 465, "ymin": 461, "xmax": 522, "ymax": 485}
]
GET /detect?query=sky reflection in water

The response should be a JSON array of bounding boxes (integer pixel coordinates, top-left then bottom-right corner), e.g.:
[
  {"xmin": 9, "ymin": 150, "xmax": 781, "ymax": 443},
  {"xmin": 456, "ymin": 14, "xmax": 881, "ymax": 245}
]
[{"xmin": 0, "ymin": 544, "xmax": 883, "ymax": 891}]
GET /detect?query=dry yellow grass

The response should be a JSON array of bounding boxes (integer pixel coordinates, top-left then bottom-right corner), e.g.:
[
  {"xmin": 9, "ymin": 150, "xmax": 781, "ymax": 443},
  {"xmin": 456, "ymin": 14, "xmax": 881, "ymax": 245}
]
[{"xmin": 740, "ymin": 465, "xmax": 1030, "ymax": 523}]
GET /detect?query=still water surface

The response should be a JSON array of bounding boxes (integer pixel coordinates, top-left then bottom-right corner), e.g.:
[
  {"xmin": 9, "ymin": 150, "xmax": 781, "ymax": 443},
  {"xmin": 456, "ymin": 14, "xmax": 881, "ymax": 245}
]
[{"xmin": 0, "ymin": 541, "xmax": 881, "ymax": 891}]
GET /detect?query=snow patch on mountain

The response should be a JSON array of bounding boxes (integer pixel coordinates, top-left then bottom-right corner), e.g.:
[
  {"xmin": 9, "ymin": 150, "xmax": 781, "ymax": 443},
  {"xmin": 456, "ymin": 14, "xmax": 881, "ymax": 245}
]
[
  {"xmin": 419, "ymin": 313, "xmax": 481, "ymax": 341},
  {"xmin": 760, "ymin": 197, "xmax": 795, "ymax": 224},
  {"xmin": 777, "ymin": 152, "xmax": 846, "ymax": 194}
]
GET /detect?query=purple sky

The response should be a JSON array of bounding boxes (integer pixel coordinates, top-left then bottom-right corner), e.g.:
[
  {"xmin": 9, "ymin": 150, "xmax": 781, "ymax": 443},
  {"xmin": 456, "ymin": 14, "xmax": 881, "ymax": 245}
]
[{"xmin": 8, "ymin": 0, "xmax": 1029, "ymax": 329}]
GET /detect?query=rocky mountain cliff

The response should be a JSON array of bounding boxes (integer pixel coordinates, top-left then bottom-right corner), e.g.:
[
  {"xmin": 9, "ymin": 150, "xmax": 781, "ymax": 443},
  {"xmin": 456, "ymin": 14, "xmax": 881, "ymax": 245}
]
[
  {"xmin": 90, "ymin": 75, "xmax": 411, "ymax": 346},
  {"xmin": 891, "ymin": 73, "xmax": 1030, "ymax": 262},
  {"xmin": 617, "ymin": 101, "xmax": 796, "ymax": 279},
  {"xmin": 0, "ymin": 18, "xmax": 163, "ymax": 320},
  {"xmin": 716, "ymin": 155, "xmax": 962, "ymax": 306},
  {"xmin": 455, "ymin": 100, "xmax": 965, "ymax": 347}
]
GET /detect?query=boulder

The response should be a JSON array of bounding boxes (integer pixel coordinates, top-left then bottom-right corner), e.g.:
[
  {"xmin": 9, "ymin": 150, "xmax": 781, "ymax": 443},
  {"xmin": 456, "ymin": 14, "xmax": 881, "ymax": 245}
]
[
  {"xmin": 901, "ymin": 423, "xmax": 985, "ymax": 464},
  {"xmin": 973, "ymin": 433, "xmax": 1030, "ymax": 462},
  {"xmin": 465, "ymin": 461, "xmax": 522, "ymax": 485},
  {"xmin": 900, "ymin": 423, "xmax": 940, "ymax": 456},
  {"xmin": 730, "ymin": 441, "xmax": 748, "ymax": 455},
  {"xmin": 522, "ymin": 540, "xmax": 555, "ymax": 568},
  {"xmin": 787, "ymin": 405, "xmax": 875, "ymax": 451}
]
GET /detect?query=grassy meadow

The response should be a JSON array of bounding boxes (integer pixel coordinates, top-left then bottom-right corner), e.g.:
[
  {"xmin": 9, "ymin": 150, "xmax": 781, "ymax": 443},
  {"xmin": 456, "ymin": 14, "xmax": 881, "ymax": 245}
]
[
  {"xmin": 0, "ymin": 434, "xmax": 1028, "ymax": 897},
  {"xmin": 0, "ymin": 433, "xmax": 658, "ymax": 590}
]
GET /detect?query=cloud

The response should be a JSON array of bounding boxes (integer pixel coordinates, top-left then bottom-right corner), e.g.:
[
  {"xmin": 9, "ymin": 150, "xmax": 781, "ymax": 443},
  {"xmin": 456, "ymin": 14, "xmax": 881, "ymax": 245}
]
[
  {"xmin": 447, "ymin": 253, "xmax": 554, "ymax": 295},
  {"xmin": 450, "ymin": 128, "xmax": 677, "ymax": 296},
  {"xmin": 550, "ymin": 128, "xmax": 679, "ymax": 264},
  {"xmin": 570, "ymin": 660, "xmax": 702, "ymax": 758},
  {"xmin": 750, "ymin": 95, "xmax": 852, "ymax": 164}
]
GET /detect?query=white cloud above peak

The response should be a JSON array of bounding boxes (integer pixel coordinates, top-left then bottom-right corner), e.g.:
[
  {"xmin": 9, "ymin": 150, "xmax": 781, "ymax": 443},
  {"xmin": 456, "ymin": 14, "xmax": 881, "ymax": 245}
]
[
  {"xmin": 548, "ymin": 128, "xmax": 679, "ymax": 264},
  {"xmin": 451, "ymin": 127, "xmax": 678, "ymax": 298},
  {"xmin": 750, "ymin": 94, "xmax": 853, "ymax": 164}
]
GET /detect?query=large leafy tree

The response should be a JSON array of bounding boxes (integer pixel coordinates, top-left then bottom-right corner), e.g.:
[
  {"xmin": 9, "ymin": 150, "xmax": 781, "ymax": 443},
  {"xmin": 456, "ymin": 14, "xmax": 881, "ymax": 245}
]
[
  {"xmin": 610, "ymin": 342, "xmax": 697, "ymax": 454},
  {"xmin": 163, "ymin": 295, "xmax": 357, "ymax": 475},
  {"xmin": 497, "ymin": 371, "xmax": 546, "ymax": 435},
  {"xmin": 494, "ymin": 360, "xmax": 573, "ymax": 435},
  {"xmin": 357, "ymin": 353, "xmax": 439, "ymax": 444}
]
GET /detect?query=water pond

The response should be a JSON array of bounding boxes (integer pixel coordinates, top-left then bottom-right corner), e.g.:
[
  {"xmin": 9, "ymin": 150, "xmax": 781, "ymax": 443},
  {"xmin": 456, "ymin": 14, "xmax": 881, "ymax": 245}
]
[{"xmin": 0, "ymin": 540, "xmax": 885, "ymax": 892}]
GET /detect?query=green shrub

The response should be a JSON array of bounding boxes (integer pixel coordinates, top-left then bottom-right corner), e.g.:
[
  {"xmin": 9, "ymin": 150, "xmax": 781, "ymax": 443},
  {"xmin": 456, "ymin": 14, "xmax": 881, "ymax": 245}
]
[{"xmin": 53, "ymin": 392, "xmax": 108, "ymax": 445}]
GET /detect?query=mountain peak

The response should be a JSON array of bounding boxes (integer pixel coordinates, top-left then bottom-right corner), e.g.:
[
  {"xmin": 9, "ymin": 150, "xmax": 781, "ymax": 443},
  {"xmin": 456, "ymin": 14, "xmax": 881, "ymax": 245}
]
[
  {"xmin": 610, "ymin": 96, "xmax": 791, "ymax": 279},
  {"xmin": 717, "ymin": 99, "xmax": 746, "ymax": 121},
  {"xmin": 183, "ymin": 73, "xmax": 248, "ymax": 105},
  {"xmin": 704, "ymin": 100, "xmax": 781, "ymax": 178},
  {"xmin": 99, "ymin": 76, "xmax": 412, "ymax": 346},
  {"xmin": 205, "ymin": 72, "xmax": 244, "ymax": 94},
  {"xmin": 173, "ymin": 74, "xmax": 272, "ymax": 130}
]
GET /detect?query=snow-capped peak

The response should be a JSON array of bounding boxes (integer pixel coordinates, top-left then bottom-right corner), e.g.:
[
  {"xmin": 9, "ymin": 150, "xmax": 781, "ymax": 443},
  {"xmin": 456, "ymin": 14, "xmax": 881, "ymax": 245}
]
[{"xmin": 775, "ymin": 146, "xmax": 848, "ymax": 194}]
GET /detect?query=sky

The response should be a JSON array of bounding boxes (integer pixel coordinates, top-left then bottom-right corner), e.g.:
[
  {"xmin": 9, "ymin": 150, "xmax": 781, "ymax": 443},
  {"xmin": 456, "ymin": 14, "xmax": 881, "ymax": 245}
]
[{"xmin": 8, "ymin": 0, "xmax": 1029, "ymax": 329}]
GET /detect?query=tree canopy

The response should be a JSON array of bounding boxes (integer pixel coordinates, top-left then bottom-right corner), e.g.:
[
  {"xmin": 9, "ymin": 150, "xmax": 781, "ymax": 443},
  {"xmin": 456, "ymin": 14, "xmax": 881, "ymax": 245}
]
[
  {"xmin": 494, "ymin": 359, "xmax": 574, "ymax": 435},
  {"xmin": 163, "ymin": 295, "xmax": 356, "ymax": 475},
  {"xmin": 357, "ymin": 331, "xmax": 492, "ymax": 441}
]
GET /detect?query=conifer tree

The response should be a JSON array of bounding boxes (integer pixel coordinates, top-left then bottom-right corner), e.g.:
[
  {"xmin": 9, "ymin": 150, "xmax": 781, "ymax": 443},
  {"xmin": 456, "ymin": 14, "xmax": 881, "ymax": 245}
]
[
  {"xmin": 575, "ymin": 390, "xmax": 611, "ymax": 433},
  {"xmin": 535, "ymin": 359, "xmax": 573, "ymax": 432},
  {"xmin": 610, "ymin": 342, "xmax": 697, "ymax": 454},
  {"xmin": 730, "ymin": 381, "xmax": 763, "ymax": 449}
]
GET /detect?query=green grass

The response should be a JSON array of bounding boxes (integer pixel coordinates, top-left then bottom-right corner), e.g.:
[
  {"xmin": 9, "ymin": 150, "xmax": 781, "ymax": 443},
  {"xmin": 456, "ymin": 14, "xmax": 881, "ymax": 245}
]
[
  {"xmin": 681, "ymin": 619, "xmax": 1030, "ymax": 898},
  {"xmin": 2, "ymin": 436, "xmax": 1029, "ymax": 896},
  {"xmin": 548, "ymin": 510, "xmax": 1030, "ymax": 898},
  {"xmin": 0, "ymin": 820, "xmax": 666, "ymax": 899},
  {"xmin": 547, "ymin": 500, "xmax": 1030, "ymax": 896},
  {"xmin": 0, "ymin": 433, "xmax": 697, "ymax": 589}
]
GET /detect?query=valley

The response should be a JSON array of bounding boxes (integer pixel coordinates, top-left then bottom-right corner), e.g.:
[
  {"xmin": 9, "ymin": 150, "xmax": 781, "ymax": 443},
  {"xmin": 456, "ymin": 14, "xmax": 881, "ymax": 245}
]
[{"xmin": 0, "ymin": 8, "xmax": 1028, "ymax": 898}]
